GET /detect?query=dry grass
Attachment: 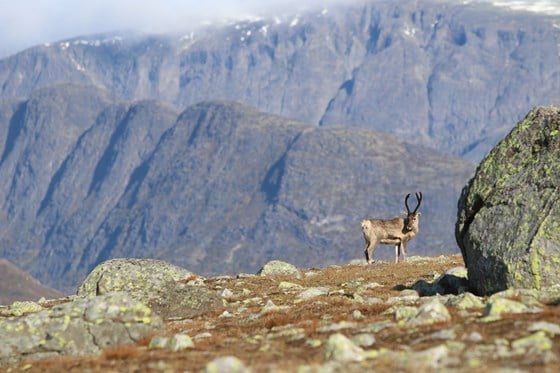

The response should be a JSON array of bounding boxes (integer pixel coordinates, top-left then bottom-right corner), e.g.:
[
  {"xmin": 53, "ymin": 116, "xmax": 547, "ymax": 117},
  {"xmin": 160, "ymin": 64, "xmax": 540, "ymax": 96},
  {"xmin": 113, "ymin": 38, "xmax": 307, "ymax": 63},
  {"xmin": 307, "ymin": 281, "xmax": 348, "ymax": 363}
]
[{"xmin": 9, "ymin": 254, "xmax": 560, "ymax": 372}]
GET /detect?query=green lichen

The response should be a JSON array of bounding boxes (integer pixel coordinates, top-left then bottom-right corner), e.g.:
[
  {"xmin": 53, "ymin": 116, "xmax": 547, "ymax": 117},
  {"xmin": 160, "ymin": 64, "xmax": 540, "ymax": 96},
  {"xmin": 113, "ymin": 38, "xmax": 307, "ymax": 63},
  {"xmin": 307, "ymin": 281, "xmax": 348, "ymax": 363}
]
[
  {"xmin": 511, "ymin": 331, "xmax": 552, "ymax": 354},
  {"xmin": 530, "ymin": 248, "xmax": 542, "ymax": 290}
]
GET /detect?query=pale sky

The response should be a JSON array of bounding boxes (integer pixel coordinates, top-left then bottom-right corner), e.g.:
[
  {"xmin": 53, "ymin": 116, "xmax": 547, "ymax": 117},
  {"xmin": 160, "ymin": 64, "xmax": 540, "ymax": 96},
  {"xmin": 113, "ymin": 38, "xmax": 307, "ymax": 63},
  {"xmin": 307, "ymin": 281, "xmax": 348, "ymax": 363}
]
[{"xmin": 0, "ymin": 0, "xmax": 351, "ymax": 58}]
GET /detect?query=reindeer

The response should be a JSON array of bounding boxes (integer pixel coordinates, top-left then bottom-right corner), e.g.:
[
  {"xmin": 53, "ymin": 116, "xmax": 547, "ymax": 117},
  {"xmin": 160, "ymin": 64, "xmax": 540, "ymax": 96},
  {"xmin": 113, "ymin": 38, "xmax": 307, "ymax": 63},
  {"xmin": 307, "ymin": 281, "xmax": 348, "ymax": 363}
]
[{"xmin": 361, "ymin": 192, "xmax": 422, "ymax": 264}]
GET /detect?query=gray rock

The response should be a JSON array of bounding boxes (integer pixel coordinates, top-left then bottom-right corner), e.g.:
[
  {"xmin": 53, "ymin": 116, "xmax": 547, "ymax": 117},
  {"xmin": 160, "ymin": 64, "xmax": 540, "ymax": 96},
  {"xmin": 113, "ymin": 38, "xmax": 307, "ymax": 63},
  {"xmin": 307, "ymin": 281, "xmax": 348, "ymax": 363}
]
[
  {"xmin": 528, "ymin": 321, "xmax": 560, "ymax": 336},
  {"xmin": 257, "ymin": 260, "xmax": 301, "ymax": 278},
  {"xmin": 77, "ymin": 258, "xmax": 222, "ymax": 320},
  {"xmin": 0, "ymin": 300, "xmax": 43, "ymax": 317},
  {"xmin": 405, "ymin": 298, "xmax": 451, "ymax": 327},
  {"xmin": 323, "ymin": 333, "xmax": 364, "ymax": 363},
  {"xmin": 446, "ymin": 292, "xmax": 485, "ymax": 310},
  {"xmin": 317, "ymin": 321, "xmax": 358, "ymax": 333},
  {"xmin": 511, "ymin": 331, "xmax": 553, "ymax": 354},
  {"xmin": 351, "ymin": 333, "xmax": 376, "ymax": 348},
  {"xmin": 297, "ymin": 287, "xmax": 330, "ymax": 300},
  {"xmin": 77, "ymin": 258, "xmax": 194, "ymax": 299},
  {"xmin": 457, "ymin": 107, "xmax": 560, "ymax": 295},
  {"xmin": 167, "ymin": 334, "xmax": 194, "ymax": 352},
  {"xmin": 202, "ymin": 356, "xmax": 250, "ymax": 373},
  {"xmin": 0, "ymin": 292, "xmax": 163, "ymax": 366},
  {"xmin": 148, "ymin": 336, "xmax": 169, "ymax": 349},
  {"xmin": 482, "ymin": 298, "xmax": 543, "ymax": 322}
]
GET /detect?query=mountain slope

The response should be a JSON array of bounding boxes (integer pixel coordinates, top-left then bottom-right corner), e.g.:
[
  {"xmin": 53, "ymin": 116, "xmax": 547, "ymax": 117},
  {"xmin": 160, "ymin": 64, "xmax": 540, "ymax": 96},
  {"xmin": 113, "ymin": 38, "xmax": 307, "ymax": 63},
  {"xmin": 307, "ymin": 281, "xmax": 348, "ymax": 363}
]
[
  {"xmin": 0, "ymin": 85, "xmax": 472, "ymax": 293},
  {"xmin": 0, "ymin": 259, "xmax": 62, "ymax": 305},
  {"xmin": 0, "ymin": 0, "xmax": 558, "ymax": 160}
]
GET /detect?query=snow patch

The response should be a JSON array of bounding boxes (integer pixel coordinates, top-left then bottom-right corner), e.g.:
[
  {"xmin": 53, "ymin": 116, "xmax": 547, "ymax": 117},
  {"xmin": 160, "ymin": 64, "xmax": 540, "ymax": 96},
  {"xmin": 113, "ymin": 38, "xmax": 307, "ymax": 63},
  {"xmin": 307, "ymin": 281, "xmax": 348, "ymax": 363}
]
[
  {"xmin": 260, "ymin": 25, "xmax": 269, "ymax": 36},
  {"xmin": 403, "ymin": 26, "xmax": 417, "ymax": 37}
]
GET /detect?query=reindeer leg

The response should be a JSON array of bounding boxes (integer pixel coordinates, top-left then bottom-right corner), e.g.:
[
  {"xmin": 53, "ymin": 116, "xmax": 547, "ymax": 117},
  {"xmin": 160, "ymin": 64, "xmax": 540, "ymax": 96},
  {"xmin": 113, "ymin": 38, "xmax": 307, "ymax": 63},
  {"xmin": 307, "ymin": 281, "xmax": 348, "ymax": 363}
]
[
  {"xmin": 366, "ymin": 240, "xmax": 378, "ymax": 264},
  {"xmin": 401, "ymin": 241, "xmax": 407, "ymax": 262},
  {"xmin": 395, "ymin": 244, "xmax": 400, "ymax": 263}
]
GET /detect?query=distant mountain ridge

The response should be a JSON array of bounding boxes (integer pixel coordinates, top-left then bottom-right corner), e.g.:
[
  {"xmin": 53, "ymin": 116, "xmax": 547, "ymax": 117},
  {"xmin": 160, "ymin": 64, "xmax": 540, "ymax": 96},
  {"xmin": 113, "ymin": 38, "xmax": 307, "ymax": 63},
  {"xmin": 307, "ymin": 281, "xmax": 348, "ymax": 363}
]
[
  {"xmin": 0, "ymin": 0, "xmax": 558, "ymax": 161},
  {"xmin": 0, "ymin": 84, "xmax": 472, "ymax": 293},
  {"xmin": 0, "ymin": 259, "xmax": 62, "ymax": 305}
]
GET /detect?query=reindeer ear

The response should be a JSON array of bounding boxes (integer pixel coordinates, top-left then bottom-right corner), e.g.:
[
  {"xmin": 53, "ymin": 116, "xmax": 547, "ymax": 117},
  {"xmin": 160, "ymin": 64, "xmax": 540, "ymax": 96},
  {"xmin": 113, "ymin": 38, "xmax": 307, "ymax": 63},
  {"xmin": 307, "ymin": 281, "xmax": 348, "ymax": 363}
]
[{"xmin": 417, "ymin": 212, "xmax": 421, "ymax": 216}]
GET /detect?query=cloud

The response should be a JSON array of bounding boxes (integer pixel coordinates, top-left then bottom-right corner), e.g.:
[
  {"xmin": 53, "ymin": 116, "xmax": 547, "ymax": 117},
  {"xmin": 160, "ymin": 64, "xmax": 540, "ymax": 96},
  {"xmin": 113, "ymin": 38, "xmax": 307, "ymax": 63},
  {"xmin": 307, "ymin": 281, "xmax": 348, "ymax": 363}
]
[{"xmin": 0, "ymin": 0, "xmax": 351, "ymax": 58}]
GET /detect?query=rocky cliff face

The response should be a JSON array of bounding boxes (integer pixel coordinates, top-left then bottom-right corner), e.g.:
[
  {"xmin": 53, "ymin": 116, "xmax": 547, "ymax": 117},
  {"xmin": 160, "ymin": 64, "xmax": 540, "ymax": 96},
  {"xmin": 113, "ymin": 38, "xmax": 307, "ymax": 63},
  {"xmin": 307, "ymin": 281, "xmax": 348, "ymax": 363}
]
[
  {"xmin": 456, "ymin": 106, "xmax": 560, "ymax": 295},
  {"xmin": 0, "ymin": 84, "xmax": 472, "ymax": 293},
  {"xmin": 1, "ymin": 0, "xmax": 558, "ymax": 161}
]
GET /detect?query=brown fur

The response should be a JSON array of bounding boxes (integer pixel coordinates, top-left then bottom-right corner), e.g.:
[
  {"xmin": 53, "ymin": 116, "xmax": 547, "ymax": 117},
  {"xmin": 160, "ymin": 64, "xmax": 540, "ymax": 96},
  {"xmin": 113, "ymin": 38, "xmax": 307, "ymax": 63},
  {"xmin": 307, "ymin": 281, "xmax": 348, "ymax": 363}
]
[{"xmin": 361, "ymin": 193, "xmax": 422, "ymax": 263}]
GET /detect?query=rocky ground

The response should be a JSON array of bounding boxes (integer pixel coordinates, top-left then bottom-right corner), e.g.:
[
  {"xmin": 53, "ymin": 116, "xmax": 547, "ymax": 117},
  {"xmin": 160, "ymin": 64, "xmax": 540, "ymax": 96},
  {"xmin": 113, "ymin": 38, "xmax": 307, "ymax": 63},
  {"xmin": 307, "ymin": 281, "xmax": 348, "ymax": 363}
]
[{"xmin": 2, "ymin": 255, "xmax": 560, "ymax": 372}]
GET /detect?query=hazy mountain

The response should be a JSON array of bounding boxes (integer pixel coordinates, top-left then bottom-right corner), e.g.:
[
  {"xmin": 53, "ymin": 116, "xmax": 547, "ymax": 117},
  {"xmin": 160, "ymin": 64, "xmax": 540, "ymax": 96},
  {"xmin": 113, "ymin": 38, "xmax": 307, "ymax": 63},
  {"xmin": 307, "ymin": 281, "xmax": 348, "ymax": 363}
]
[
  {"xmin": 0, "ymin": 0, "xmax": 558, "ymax": 161},
  {"xmin": 0, "ymin": 84, "xmax": 472, "ymax": 293},
  {"xmin": 0, "ymin": 259, "xmax": 62, "ymax": 305}
]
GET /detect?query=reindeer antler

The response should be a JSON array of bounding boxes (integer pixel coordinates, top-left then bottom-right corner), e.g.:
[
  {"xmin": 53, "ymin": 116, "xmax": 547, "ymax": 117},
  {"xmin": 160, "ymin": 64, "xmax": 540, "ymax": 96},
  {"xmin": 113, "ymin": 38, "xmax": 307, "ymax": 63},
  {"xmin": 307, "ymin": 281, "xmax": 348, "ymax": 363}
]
[
  {"xmin": 404, "ymin": 193, "xmax": 412, "ymax": 213},
  {"xmin": 413, "ymin": 192, "xmax": 423, "ymax": 213}
]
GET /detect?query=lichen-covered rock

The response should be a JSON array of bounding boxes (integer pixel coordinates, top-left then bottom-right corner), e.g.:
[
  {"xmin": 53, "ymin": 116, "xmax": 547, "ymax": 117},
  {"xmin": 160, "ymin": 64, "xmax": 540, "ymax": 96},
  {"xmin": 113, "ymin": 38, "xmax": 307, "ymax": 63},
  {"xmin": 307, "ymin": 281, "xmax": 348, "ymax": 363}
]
[
  {"xmin": 446, "ymin": 292, "xmax": 485, "ymax": 310},
  {"xmin": 0, "ymin": 300, "xmax": 43, "ymax": 317},
  {"xmin": 202, "ymin": 356, "xmax": 250, "ymax": 373},
  {"xmin": 77, "ymin": 258, "xmax": 222, "ymax": 319},
  {"xmin": 482, "ymin": 297, "xmax": 543, "ymax": 322},
  {"xmin": 323, "ymin": 333, "xmax": 364, "ymax": 362},
  {"xmin": 456, "ymin": 106, "xmax": 560, "ymax": 295},
  {"xmin": 297, "ymin": 287, "xmax": 330, "ymax": 300},
  {"xmin": 77, "ymin": 258, "xmax": 194, "ymax": 299},
  {"xmin": 257, "ymin": 260, "xmax": 301, "ymax": 278},
  {"xmin": 404, "ymin": 298, "xmax": 451, "ymax": 327},
  {"xmin": 0, "ymin": 292, "xmax": 163, "ymax": 366},
  {"xmin": 149, "ymin": 334, "xmax": 194, "ymax": 352}
]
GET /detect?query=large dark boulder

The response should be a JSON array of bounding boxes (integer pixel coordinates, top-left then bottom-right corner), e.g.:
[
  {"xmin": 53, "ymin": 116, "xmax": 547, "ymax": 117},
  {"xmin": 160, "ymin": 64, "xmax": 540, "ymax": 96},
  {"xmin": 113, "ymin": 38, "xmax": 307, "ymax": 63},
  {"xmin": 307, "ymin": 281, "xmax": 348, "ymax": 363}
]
[{"xmin": 456, "ymin": 106, "xmax": 560, "ymax": 295}]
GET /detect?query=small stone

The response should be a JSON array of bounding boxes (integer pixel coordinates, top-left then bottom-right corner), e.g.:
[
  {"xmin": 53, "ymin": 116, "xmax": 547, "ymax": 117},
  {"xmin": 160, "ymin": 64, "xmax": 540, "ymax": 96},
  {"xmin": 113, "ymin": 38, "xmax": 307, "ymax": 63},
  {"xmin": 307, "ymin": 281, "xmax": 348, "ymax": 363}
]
[
  {"xmin": 5, "ymin": 301, "xmax": 43, "ymax": 317},
  {"xmin": 360, "ymin": 320, "xmax": 394, "ymax": 334},
  {"xmin": 352, "ymin": 310, "xmax": 364, "ymax": 320},
  {"xmin": 528, "ymin": 321, "xmax": 560, "ymax": 336},
  {"xmin": 297, "ymin": 287, "xmax": 329, "ymax": 300},
  {"xmin": 511, "ymin": 331, "xmax": 553, "ymax": 354},
  {"xmin": 221, "ymin": 288, "xmax": 234, "ymax": 299},
  {"xmin": 482, "ymin": 298, "xmax": 542, "ymax": 322},
  {"xmin": 362, "ymin": 282, "xmax": 383, "ymax": 289},
  {"xmin": 278, "ymin": 281, "xmax": 303, "ymax": 290},
  {"xmin": 305, "ymin": 339, "xmax": 322, "ymax": 348},
  {"xmin": 463, "ymin": 332, "xmax": 483, "ymax": 343},
  {"xmin": 261, "ymin": 300, "xmax": 283, "ymax": 313},
  {"xmin": 268, "ymin": 325, "xmax": 305, "ymax": 341},
  {"xmin": 387, "ymin": 289, "xmax": 419, "ymax": 303},
  {"xmin": 317, "ymin": 321, "xmax": 358, "ymax": 333},
  {"xmin": 391, "ymin": 306, "xmax": 418, "ymax": 321},
  {"xmin": 405, "ymin": 298, "xmax": 451, "ymax": 327},
  {"xmin": 148, "ymin": 336, "xmax": 169, "ymax": 349},
  {"xmin": 167, "ymin": 334, "xmax": 194, "ymax": 351},
  {"xmin": 202, "ymin": 356, "xmax": 250, "ymax": 373},
  {"xmin": 351, "ymin": 333, "xmax": 376, "ymax": 348},
  {"xmin": 323, "ymin": 333, "xmax": 364, "ymax": 362},
  {"xmin": 194, "ymin": 332, "xmax": 213, "ymax": 340},
  {"xmin": 446, "ymin": 292, "xmax": 485, "ymax": 310}
]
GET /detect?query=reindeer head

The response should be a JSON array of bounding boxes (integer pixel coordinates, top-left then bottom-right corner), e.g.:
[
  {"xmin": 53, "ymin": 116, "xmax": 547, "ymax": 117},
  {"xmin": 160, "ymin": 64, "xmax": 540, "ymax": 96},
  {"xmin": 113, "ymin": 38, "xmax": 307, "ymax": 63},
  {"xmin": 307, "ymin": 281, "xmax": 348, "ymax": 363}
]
[{"xmin": 404, "ymin": 192, "xmax": 422, "ymax": 231}]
